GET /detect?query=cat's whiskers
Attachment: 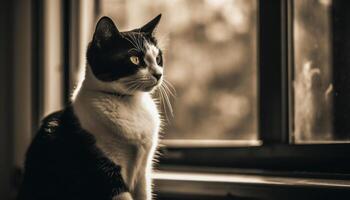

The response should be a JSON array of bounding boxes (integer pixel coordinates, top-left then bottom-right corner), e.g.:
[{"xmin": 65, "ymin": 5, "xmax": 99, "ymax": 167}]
[
  {"xmin": 156, "ymin": 79, "xmax": 175, "ymax": 122},
  {"xmin": 162, "ymin": 80, "xmax": 176, "ymax": 98},
  {"xmin": 122, "ymin": 77, "xmax": 156, "ymax": 94},
  {"xmin": 161, "ymin": 84, "xmax": 174, "ymax": 116},
  {"xmin": 125, "ymin": 82, "xmax": 142, "ymax": 94},
  {"xmin": 163, "ymin": 79, "xmax": 176, "ymax": 96},
  {"xmin": 157, "ymin": 86, "xmax": 168, "ymax": 121}
]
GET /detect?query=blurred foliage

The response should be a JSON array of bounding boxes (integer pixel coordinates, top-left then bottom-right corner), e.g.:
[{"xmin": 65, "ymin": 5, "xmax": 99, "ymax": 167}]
[
  {"xmin": 100, "ymin": 0, "xmax": 257, "ymax": 140},
  {"xmin": 293, "ymin": 0, "xmax": 333, "ymax": 142}
]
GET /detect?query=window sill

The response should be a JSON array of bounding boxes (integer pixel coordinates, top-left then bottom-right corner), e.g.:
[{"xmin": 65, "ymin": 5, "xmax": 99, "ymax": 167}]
[{"xmin": 153, "ymin": 170, "xmax": 350, "ymax": 200}]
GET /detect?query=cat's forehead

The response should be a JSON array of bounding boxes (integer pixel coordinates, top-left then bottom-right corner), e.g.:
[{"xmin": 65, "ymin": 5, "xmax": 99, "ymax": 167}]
[
  {"xmin": 123, "ymin": 30, "xmax": 157, "ymax": 42},
  {"xmin": 121, "ymin": 31, "xmax": 159, "ymax": 53},
  {"xmin": 122, "ymin": 31, "xmax": 146, "ymax": 41}
]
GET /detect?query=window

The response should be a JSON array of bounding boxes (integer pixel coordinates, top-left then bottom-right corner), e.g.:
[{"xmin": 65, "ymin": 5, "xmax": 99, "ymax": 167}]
[
  {"xmin": 293, "ymin": 0, "xmax": 350, "ymax": 143},
  {"xmin": 98, "ymin": 0, "xmax": 258, "ymax": 142},
  {"xmin": 73, "ymin": 0, "xmax": 350, "ymax": 171},
  {"xmin": 140, "ymin": 0, "xmax": 350, "ymax": 173}
]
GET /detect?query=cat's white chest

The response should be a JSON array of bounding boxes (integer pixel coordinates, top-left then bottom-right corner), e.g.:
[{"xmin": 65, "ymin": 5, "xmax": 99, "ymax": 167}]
[
  {"xmin": 74, "ymin": 92, "xmax": 160, "ymax": 192},
  {"xmin": 95, "ymin": 94, "xmax": 160, "ymax": 191},
  {"xmin": 96, "ymin": 94, "xmax": 160, "ymax": 144}
]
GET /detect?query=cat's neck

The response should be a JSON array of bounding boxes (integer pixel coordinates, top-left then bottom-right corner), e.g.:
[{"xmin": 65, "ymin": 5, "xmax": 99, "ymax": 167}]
[
  {"xmin": 74, "ymin": 67, "xmax": 149, "ymax": 104},
  {"xmin": 72, "ymin": 79, "xmax": 158, "ymax": 141},
  {"xmin": 72, "ymin": 80, "xmax": 149, "ymax": 125},
  {"xmin": 74, "ymin": 83, "xmax": 148, "ymax": 105}
]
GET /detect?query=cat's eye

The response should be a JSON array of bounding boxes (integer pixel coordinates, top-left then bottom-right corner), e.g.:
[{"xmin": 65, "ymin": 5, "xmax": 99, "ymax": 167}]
[
  {"xmin": 156, "ymin": 55, "xmax": 161, "ymax": 65},
  {"xmin": 130, "ymin": 56, "xmax": 140, "ymax": 65}
]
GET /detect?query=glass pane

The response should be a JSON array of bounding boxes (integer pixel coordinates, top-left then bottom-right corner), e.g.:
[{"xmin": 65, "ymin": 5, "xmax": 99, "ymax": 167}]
[
  {"xmin": 98, "ymin": 0, "xmax": 258, "ymax": 141},
  {"xmin": 293, "ymin": 0, "xmax": 350, "ymax": 142}
]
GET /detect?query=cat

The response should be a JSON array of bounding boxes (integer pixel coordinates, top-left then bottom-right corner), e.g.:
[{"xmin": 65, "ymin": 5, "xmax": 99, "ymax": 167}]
[{"xmin": 18, "ymin": 14, "xmax": 164, "ymax": 200}]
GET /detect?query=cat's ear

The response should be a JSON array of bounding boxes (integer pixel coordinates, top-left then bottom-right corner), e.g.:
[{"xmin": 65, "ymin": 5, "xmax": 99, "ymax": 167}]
[
  {"xmin": 140, "ymin": 14, "xmax": 162, "ymax": 35},
  {"xmin": 93, "ymin": 16, "xmax": 120, "ymax": 47}
]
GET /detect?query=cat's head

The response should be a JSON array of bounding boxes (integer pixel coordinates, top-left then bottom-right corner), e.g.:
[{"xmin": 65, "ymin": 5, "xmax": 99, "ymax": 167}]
[{"xmin": 86, "ymin": 14, "xmax": 163, "ymax": 95}]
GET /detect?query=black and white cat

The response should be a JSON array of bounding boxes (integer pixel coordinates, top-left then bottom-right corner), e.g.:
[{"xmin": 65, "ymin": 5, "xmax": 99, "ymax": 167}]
[{"xmin": 18, "ymin": 14, "xmax": 164, "ymax": 200}]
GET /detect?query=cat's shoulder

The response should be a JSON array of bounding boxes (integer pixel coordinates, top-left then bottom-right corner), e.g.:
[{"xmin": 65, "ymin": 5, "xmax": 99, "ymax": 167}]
[
  {"xmin": 39, "ymin": 110, "xmax": 65, "ymax": 137},
  {"xmin": 29, "ymin": 107, "xmax": 77, "ymax": 150},
  {"xmin": 25, "ymin": 107, "xmax": 91, "ymax": 163},
  {"xmin": 24, "ymin": 109, "xmax": 67, "ymax": 166},
  {"xmin": 27, "ymin": 111, "xmax": 62, "ymax": 146}
]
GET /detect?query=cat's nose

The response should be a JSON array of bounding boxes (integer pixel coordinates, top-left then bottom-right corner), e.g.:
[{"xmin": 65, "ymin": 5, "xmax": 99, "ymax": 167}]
[{"xmin": 153, "ymin": 73, "xmax": 162, "ymax": 81}]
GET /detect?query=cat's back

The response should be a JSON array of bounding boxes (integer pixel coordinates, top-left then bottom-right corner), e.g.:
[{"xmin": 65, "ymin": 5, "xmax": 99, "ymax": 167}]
[
  {"xmin": 18, "ymin": 107, "xmax": 128, "ymax": 200},
  {"xmin": 23, "ymin": 108, "xmax": 89, "ymax": 169},
  {"xmin": 24, "ymin": 109, "xmax": 71, "ymax": 170}
]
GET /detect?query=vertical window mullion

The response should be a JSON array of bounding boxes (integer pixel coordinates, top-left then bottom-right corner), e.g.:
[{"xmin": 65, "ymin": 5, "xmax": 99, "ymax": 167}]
[
  {"xmin": 286, "ymin": 0, "xmax": 294, "ymax": 143},
  {"xmin": 258, "ymin": 0, "xmax": 290, "ymax": 144},
  {"xmin": 332, "ymin": 0, "xmax": 350, "ymax": 140}
]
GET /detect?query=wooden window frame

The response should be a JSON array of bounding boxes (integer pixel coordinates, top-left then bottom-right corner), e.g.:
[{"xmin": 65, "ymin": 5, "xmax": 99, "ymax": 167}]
[{"xmin": 156, "ymin": 0, "xmax": 350, "ymax": 175}]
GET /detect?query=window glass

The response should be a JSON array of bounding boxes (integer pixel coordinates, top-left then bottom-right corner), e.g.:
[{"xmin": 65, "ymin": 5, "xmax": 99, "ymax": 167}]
[
  {"xmin": 293, "ymin": 0, "xmax": 350, "ymax": 142},
  {"xmin": 99, "ymin": 0, "xmax": 258, "ymax": 141}
]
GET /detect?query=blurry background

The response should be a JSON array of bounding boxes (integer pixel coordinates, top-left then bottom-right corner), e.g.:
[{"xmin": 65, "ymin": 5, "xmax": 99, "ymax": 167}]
[
  {"xmin": 2, "ymin": 0, "xmax": 350, "ymax": 199},
  {"xmin": 98, "ymin": 0, "xmax": 258, "ymax": 141}
]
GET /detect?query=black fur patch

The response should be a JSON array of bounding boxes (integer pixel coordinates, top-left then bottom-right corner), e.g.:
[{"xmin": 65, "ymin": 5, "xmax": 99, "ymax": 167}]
[
  {"xmin": 17, "ymin": 106, "xmax": 128, "ymax": 200},
  {"xmin": 86, "ymin": 15, "xmax": 162, "ymax": 82}
]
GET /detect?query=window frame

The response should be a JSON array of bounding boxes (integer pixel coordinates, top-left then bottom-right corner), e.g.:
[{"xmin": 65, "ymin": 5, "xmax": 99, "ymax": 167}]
[
  {"xmin": 156, "ymin": 0, "xmax": 350, "ymax": 176},
  {"xmin": 65, "ymin": 0, "xmax": 350, "ymax": 175}
]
